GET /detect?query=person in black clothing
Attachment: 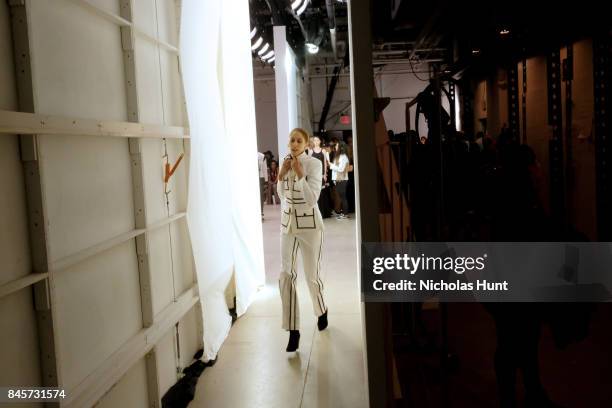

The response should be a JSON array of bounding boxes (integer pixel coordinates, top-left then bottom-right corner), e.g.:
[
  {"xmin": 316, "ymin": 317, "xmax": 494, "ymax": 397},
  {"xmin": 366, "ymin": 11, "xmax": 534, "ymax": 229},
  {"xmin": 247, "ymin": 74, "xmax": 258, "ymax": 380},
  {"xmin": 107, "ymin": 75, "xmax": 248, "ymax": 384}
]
[{"xmin": 311, "ymin": 136, "xmax": 332, "ymax": 218}]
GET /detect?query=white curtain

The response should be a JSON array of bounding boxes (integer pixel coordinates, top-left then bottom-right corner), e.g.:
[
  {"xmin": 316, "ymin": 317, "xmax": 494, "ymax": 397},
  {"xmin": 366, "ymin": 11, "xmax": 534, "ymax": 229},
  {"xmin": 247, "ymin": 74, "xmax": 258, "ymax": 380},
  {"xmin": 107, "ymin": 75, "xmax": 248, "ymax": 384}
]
[
  {"xmin": 274, "ymin": 26, "xmax": 299, "ymax": 160},
  {"xmin": 181, "ymin": 0, "xmax": 265, "ymax": 362}
]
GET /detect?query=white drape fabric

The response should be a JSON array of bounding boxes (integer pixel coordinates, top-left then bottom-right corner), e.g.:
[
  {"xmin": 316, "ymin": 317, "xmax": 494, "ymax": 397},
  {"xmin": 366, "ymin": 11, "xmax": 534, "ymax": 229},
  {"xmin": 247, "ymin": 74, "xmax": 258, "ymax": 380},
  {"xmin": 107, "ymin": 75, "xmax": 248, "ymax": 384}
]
[
  {"xmin": 181, "ymin": 0, "xmax": 265, "ymax": 362},
  {"xmin": 274, "ymin": 26, "xmax": 299, "ymax": 160}
]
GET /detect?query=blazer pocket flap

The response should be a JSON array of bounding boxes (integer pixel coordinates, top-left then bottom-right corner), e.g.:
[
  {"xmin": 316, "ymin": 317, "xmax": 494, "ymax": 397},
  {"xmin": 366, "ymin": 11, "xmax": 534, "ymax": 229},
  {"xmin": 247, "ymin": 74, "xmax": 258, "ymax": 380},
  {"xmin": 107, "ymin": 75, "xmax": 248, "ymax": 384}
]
[
  {"xmin": 295, "ymin": 208, "xmax": 316, "ymax": 229},
  {"xmin": 281, "ymin": 209, "xmax": 290, "ymax": 228}
]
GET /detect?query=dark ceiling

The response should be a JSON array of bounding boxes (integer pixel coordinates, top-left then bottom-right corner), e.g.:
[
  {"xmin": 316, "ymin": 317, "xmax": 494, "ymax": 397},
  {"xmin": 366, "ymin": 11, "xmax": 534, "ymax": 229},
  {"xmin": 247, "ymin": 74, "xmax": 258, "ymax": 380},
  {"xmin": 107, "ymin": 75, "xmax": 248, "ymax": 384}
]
[
  {"xmin": 373, "ymin": 0, "xmax": 612, "ymax": 77},
  {"xmin": 250, "ymin": 0, "xmax": 611, "ymax": 77}
]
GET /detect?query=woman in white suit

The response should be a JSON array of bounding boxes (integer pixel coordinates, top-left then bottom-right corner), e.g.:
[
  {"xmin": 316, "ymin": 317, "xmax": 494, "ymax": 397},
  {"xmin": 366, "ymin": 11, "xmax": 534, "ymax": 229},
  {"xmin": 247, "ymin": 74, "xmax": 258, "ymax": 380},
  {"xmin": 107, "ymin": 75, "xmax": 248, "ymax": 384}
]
[{"xmin": 277, "ymin": 128, "xmax": 328, "ymax": 352}]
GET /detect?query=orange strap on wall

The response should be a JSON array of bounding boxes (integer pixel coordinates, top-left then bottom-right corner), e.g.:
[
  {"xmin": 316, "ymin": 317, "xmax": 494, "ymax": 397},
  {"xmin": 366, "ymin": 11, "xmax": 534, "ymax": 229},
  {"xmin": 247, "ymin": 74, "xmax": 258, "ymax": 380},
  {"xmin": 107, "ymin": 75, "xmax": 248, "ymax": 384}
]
[{"xmin": 164, "ymin": 153, "xmax": 184, "ymax": 183}]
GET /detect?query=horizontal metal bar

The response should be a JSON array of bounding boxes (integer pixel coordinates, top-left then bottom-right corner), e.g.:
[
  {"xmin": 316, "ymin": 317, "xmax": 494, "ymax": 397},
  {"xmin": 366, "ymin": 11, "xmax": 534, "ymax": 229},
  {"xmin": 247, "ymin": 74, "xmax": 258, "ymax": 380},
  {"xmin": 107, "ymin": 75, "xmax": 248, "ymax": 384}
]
[
  {"xmin": 0, "ymin": 110, "xmax": 189, "ymax": 139},
  {"xmin": 0, "ymin": 273, "xmax": 48, "ymax": 299},
  {"xmin": 63, "ymin": 284, "xmax": 199, "ymax": 408},
  {"xmin": 49, "ymin": 212, "xmax": 187, "ymax": 273},
  {"xmin": 255, "ymin": 69, "xmax": 431, "ymax": 81}
]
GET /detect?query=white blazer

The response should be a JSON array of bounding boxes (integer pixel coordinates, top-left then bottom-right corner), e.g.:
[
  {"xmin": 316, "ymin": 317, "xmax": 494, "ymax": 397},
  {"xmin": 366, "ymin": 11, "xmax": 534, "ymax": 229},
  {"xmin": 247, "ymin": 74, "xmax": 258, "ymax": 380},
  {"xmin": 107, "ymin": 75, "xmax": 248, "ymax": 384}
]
[
  {"xmin": 277, "ymin": 152, "xmax": 324, "ymax": 233},
  {"xmin": 329, "ymin": 153, "xmax": 349, "ymax": 181}
]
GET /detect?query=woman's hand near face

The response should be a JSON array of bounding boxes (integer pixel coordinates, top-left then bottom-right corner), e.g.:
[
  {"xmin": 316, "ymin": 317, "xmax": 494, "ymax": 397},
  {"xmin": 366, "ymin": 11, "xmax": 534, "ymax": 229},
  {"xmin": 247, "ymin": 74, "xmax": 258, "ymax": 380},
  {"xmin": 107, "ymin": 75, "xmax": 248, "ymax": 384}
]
[
  {"xmin": 291, "ymin": 157, "xmax": 304, "ymax": 179},
  {"xmin": 279, "ymin": 158, "xmax": 292, "ymax": 179}
]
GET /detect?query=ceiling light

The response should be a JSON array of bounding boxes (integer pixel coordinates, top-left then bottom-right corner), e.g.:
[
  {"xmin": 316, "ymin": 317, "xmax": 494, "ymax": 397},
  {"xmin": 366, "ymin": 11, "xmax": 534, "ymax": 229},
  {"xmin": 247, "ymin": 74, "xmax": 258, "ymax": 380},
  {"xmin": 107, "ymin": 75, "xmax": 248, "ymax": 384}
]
[
  {"xmin": 267, "ymin": 56, "xmax": 275, "ymax": 63},
  {"xmin": 306, "ymin": 42, "xmax": 319, "ymax": 54},
  {"xmin": 251, "ymin": 37, "xmax": 263, "ymax": 51},
  {"xmin": 261, "ymin": 50, "xmax": 275, "ymax": 60},
  {"xmin": 499, "ymin": 29, "xmax": 510, "ymax": 36},
  {"xmin": 472, "ymin": 48, "xmax": 481, "ymax": 55},
  {"xmin": 296, "ymin": 0, "xmax": 309, "ymax": 16},
  {"xmin": 257, "ymin": 43, "xmax": 270, "ymax": 55},
  {"xmin": 291, "ymin": 0, "xmax": 303, "ymax": 10},
  {"xmin": 250, "ymin": 27, "xmax": 257, "ymax": 39}
]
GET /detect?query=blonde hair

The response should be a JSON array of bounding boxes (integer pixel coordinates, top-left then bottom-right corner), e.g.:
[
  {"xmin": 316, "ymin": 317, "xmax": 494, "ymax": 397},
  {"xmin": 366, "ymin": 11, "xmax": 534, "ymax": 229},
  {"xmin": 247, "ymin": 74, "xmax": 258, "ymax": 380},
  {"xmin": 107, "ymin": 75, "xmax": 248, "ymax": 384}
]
[{"xmin": 289, "ymin": 128, "xmax": 310, "ymax": 143}]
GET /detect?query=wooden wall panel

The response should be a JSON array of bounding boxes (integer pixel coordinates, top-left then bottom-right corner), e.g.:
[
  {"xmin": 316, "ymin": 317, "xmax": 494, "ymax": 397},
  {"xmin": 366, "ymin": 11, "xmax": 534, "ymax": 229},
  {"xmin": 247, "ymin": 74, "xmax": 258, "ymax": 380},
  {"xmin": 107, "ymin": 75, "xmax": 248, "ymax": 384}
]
[
  {"xmin": 160, "ymin": 50, "xmax": 185, "ymax": 127},
  {"xmin": 54, "ymin": 241, "xmax": 142, "ymax": 391},
  {"xmin": 95, "ymin": 357, "xmax": 149, "ymax": 408},
  {"xmin": 0, "ymin": 2, "xmax": 42, "ymax": 396},
  {"xmin": 86, "ymin": 0, "xmax": 120, "ymax": 16},
  {"xmin": 135, "ymin": 38, "xmax": 164, "ymax": 125},
  {"xmin": 0, "ymin": 291, "xmax": 42, "ymax": 395},
  {"xmin": 155, "ymin": 0, "xmax": 179, "ymax": 47},
  {"xmin": 1, "ymin": 0, "xmax": 197, "ymax": 404},
  {"xmin": 39, "ymin": 135, "xmax": 134, "ymax": 261},
  {"xmin": 141, "ymin": 138, "xmax": 167, "ymax": 222},
  {"xmin": 133, "ymin": 0, "xmax": 158, "ymax": 38},
  {"xmin": 148, "ymin": 227, "xmax": 174, "ymax": 316},
  {"xmin": 171, "ymin": 218, "xmax": 194, "ymax": 296},
  {"xmin": 96, "ymin": 359, "xmax": 151, "ymax": 408},
  {"xmin": 29, "ymin": 0, "xmax": 126, "ymax": 120},
  {"xmin": 178, "ymin": 307, "xmax": 200, "ymax": 370},
  {"xmin": 165, "ymin": 139, "xmax": 188, "ymax": 215},
  {"xmin": 156, "ymin": 329, "xmax": 178, "ymax": 398}
]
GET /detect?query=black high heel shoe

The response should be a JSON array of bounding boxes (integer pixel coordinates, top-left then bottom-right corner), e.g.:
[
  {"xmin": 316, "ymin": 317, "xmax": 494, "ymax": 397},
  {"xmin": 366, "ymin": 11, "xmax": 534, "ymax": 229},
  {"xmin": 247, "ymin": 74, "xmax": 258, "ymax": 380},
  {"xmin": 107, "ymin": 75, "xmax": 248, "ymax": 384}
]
[
  {"xmin": 286, "ymin": 330, "xmax": 300, "ymax": 352},
  {"xmin": 317, "ymin": 311, "xmax": 328, "ymax": 331}
]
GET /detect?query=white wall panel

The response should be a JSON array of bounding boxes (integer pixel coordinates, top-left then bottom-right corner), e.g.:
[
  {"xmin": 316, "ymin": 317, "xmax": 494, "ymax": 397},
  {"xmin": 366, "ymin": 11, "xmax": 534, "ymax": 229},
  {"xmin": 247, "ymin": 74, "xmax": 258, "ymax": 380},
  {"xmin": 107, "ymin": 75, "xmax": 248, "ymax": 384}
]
[
  {"xmin": 54, "ymin": 242, "xmax": 142, "ymax": 391},
  {"xmin": 87, "ymin": 0, "xmax": 120, "ymax": 16},
  {"xmin": 133, "ymin": 0, "xmax": 157, "ymax": 37},
  {"xmin": 0, "ymin": 135, "xmax": 31, "ymax": 286},
  {"xmin": 95, "ymin": 357, "xmax": 149, "ymax": 408},
  {"xmin": 0, "ymin": 1, "xmax": 197, "ymax": 404},
  {"xmin": 135, "ymin": 38, "xmax": 164, "ymax": 125},
  {"xmin": 0, "ymin": 3, "xmax": 17, "ymax": 107},
  {"xmin": 160, "ymin": 50, "xmax": 185, "ymax": 126},
  {"xmin": 156, "ymin": 0, "xmax": 179, "ymax": 47},
  {"xmin": 171, "ymin": 218, "xmax": 194, "ymax": 296},
  {"xmin": 148, "ymin": 227, "xmax": 174, "ymax": 316},
  {"xmin": 0, "ymin": 4, "xmax": 41, "ymax": 396},
  {"xmin": 0, "ymin": 291, "xmax": 42, "ymax": 391},
  {"xmin": 178, "ymin": 307, "xmax": 199, "ymax": 370},
  {"xmin": 39, "ymin": 135, "xmax": 135, "ymax": 261},
  {"xmin": 141, "ymin": 138, "xmax": 167, "ymax": 223},
  {"xmin": 165, "ymin": 139, "xmax": 188, "ymax": 215},
  {"xmin": 29, "ymin": 0, "xmax": 126, "ymax": 120},
  {"xmin": 156, "ymin": 329, "xmax": 177, "ymax": 398},
  {"xmin": 0, "ymin": 2, "xmax": 31, "ymax": 286}
]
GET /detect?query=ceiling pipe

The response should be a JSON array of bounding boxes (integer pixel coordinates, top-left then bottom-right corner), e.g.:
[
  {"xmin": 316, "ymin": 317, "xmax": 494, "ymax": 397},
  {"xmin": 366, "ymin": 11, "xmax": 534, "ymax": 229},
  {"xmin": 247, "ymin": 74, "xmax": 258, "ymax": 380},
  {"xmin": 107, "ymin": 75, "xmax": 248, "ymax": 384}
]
[
  {"xmin": 325, "ymin": 0, "xmax": 337, "ymax": 59},
  {"xmin": 407, "ymin": 6, "xmax": 443, "ymax": 61}
]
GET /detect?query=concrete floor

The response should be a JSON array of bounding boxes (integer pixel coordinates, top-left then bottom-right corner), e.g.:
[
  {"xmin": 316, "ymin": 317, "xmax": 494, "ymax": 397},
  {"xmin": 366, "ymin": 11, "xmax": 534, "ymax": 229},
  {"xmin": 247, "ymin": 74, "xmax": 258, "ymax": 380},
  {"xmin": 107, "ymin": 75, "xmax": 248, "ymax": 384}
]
[{"xmin": 190, "ymin": 204, "xmax": 368, "ymax": 408}]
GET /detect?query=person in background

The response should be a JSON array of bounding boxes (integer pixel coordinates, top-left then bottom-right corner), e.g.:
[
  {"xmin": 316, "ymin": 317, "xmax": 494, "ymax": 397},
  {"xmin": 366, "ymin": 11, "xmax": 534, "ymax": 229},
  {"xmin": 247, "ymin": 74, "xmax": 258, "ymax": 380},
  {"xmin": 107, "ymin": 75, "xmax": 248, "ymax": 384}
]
[
  {"xmin": 277, "ymin": 128, "xmax": 328, "ymax": 352},
  {"xmin": 267, "ymin": 160, "xmax": 280, "ymax": 205},
  {"xmin": 310, "ymin": 136, "xmax": 332, "ymax": 217},
  {"xmin": 345, "ymin": 135, "xmax": 355, "ymax": 214},
  {"xmin": 257, "ymin": 151, "xmax": 268, "ymax": 220},
  {"xmin": 310, "ymin": 135, "xmax": 327, "ymax": 183},
  {"xmin": 329, "ymin": 141, "xmax": 350, "ymax": 219}
]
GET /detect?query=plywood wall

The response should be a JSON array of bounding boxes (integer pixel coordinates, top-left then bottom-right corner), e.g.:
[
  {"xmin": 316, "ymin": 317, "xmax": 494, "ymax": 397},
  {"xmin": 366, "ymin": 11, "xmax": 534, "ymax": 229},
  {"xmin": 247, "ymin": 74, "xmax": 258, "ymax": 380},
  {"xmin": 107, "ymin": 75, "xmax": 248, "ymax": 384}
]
[
  {"xmin": 0, "ymin": 3, "xmax": 42, "ymax": 406},
  {"xmin": 1, "ymin": 0, "xmax": 199, "ymax": 406}
]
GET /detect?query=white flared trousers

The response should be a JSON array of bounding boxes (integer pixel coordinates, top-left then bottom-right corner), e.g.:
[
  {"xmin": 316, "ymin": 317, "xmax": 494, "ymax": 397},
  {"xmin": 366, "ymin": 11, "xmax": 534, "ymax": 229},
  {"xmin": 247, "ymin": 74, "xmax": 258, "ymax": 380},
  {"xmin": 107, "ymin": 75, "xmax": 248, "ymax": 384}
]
[{"xmin": 279, "ymin": 229, "xmax": 327, "ymax": 330}]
